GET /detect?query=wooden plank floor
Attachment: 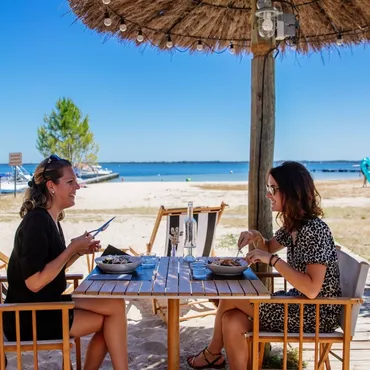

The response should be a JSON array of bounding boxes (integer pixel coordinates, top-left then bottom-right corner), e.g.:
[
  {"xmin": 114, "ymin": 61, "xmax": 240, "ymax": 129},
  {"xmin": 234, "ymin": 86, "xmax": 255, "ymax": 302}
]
[{"xmin": 268, "ymin": 246, "xmax": 370, "ymax": 369}]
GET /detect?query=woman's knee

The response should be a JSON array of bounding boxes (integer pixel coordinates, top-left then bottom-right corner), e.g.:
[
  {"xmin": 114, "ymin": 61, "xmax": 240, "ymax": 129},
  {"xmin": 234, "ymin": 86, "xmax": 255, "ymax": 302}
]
[
  {"xmin": 222, "ymin": 309, "xmax": 250, "ymax": 337},
  {"xmin": 106, "ymin": 299, "xmax": 126, "ymax": 316}
]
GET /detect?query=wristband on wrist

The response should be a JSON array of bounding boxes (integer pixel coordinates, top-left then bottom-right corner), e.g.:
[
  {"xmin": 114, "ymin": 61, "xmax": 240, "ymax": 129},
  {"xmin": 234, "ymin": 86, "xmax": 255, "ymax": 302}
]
[
  {"xmin": 269, "ymin": 253, "xmax": 277, "ymax": 266},
  {"xmin": 272, "ymin": 257, "xmax": 281, "ymax": 267}
]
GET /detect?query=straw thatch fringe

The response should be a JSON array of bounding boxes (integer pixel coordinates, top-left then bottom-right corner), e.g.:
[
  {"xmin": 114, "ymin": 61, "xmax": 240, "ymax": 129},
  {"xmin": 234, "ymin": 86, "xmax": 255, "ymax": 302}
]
[{"xmin": 68, "ymin": 0, "xmax": 370, "ymax": 54}]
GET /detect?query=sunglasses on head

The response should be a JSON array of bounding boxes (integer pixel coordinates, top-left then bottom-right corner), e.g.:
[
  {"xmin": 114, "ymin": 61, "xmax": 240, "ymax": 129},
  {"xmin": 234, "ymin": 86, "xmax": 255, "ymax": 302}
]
[
  {"xmin": 42, "ymin": 154, "xmax": 62, "ymax": 180},
  {"xmin": 266, "ymin": 184, "xmax": 279, "ymax": 196}
]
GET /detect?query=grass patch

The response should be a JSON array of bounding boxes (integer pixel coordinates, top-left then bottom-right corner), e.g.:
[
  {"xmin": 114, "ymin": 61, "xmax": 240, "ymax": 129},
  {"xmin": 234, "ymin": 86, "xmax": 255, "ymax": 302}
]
[
  {"xmin": 68, "ymin": 207, "xmax": 159, "ymax": 216},
  {"xmin": 217, "ymin": 233, "xmax": 239, "ymax": 249},
  {"xmin": 220, "ymin": 217, "xmax": 248, "ymax": 228},
  {"xmin": 263, "ymin": 347, "xmax": 307, "ymax": 369},
  {"xmin": 0, "ymin": 194, "xmax": 23, "ymax": 212},
  {"xmin": 192, "ymin": 184, "xmax": 248, "ymax": 191}
]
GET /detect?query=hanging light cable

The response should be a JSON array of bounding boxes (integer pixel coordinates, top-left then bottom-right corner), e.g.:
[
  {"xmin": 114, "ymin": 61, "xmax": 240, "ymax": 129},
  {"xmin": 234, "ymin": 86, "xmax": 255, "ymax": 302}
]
[{"xmin": 196, "ymin": 40, "xmax": 203, "ymax": 51}]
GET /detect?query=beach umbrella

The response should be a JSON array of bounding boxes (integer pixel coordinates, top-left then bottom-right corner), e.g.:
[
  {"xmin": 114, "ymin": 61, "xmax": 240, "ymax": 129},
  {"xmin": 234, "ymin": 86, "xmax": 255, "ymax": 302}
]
[{"xmin": 68, "ymin": 0, "xmax": 369, "ymax": 241}]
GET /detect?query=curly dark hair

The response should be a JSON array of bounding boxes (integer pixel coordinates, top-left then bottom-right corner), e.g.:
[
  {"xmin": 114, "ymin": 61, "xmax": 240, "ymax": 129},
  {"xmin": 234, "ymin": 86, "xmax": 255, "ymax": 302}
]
[
  {"xmin": 268, "ymin": 161, "xmax": 323, "ymax": 232},
  {"xmin": 19, "ymin": 156, "xmax": 72, "ymax": 219}
]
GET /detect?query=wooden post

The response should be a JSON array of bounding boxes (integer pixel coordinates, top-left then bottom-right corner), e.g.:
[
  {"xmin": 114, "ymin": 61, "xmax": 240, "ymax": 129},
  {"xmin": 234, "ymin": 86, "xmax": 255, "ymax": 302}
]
[{"xmin": 248, "ymin": 0, "xmax": 276, "ymax": 281}]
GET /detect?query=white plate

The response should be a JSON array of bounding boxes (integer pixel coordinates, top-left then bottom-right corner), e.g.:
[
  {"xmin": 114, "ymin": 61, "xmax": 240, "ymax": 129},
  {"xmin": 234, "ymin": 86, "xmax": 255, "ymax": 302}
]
[
  {"xmin": 95, "ymin": 255, "xmax": 142, "ymax": 274},
  {"xmin": 207, "ymin": 259, "xmax": 250, "ymax": 276}
]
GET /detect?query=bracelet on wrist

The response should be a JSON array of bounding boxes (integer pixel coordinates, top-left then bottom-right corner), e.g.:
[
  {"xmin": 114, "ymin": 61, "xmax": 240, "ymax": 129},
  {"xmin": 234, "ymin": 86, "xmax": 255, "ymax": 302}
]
[
  {"xmin": 272, "ymin": 257, "xmax": 281, "ymax": 267},
  {"xmin": 269, "ymin": 253, "xmax": 277, "ymax": 266}
]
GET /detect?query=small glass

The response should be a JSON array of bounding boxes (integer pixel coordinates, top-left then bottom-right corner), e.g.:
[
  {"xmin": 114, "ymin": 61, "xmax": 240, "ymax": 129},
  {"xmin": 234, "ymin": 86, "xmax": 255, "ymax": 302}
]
[
  {"xmin": 192, "ymin": 267, "xmax": 209, "ymax": 280},
  {"xmin": 141, "ymin": 252, "xmax": 157, "ymax": 268},
  {"xmin": 190, "ymin": 261, "xmax": 206, "ymax": 270}
]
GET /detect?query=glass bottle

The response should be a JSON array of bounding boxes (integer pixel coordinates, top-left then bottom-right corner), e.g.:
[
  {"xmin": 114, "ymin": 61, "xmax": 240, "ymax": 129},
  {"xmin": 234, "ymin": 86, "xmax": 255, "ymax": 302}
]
[{"xmin": 183, "ymin": 201, "xmax": 197, "ymax": 262}]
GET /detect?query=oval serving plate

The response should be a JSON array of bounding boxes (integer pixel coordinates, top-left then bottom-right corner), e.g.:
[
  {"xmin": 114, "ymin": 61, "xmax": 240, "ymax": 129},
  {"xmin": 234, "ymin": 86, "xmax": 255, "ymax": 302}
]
[
  {"xmin": 207, "ymin": 258, "xmax": 250, "ymax": 276},
  {"xmin": 95, "ymin": 255, "xmax": 142, "ymax": 274}
]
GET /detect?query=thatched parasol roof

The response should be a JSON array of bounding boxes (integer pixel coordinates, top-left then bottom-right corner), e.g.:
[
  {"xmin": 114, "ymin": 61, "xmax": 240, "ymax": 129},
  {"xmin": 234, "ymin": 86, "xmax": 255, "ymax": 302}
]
[{"xmin": 68, "ymin": 0, "xmax": 369, "ymax": 54}]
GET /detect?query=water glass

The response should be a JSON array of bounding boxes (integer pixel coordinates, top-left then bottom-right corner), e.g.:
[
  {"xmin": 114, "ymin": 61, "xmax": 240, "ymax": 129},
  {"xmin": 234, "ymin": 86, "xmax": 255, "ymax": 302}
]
[
  {"xmin": 192, "ymin": 266, "xmax": 209, "ymax": 280},
  {"xmin": 141, "ymin": 252, "xmax": 157, "ymax": 268},
  {"xmin": 190, "ymin": 261, "xmax": 206, "ymax": 270}
]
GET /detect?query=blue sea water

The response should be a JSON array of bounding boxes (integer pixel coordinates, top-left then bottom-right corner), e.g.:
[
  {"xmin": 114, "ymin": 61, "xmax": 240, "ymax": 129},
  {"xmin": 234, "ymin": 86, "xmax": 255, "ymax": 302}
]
[{"xmin": 0, "ymin": 161, "xmax": 363, "ymax": 182}]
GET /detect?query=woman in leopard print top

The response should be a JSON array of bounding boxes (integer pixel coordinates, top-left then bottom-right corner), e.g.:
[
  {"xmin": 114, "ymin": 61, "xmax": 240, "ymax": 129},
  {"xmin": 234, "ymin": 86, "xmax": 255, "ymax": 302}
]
[{"xmin": 187, "ymin": 161, "xmax": 341, "ymax": 370}]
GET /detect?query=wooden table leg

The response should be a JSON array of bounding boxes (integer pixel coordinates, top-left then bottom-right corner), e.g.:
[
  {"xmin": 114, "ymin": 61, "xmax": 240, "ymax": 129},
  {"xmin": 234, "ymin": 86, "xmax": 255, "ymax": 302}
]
[{"xmin": 167, "ymin": 299, "xmax": 180, "ymax": 370}]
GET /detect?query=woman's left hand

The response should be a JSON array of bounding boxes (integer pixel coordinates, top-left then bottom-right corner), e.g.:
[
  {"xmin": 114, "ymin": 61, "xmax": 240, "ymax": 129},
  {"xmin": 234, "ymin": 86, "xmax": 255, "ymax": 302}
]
[{"xmin": 245, "ymin": 249, "xmax": 272, "ymax": 265}]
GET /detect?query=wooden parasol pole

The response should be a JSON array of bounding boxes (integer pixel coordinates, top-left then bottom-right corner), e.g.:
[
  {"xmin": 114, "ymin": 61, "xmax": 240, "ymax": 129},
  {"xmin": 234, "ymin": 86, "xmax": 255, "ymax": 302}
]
[{"xmin": 248, "ymin": 0, "xmax": 276, "ymax": 281}]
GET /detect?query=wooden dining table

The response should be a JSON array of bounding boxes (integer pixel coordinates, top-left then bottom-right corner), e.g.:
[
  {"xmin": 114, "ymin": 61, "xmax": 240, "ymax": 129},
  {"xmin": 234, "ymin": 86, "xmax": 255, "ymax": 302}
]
[{"xmin": 73, "ymin": 257, "xmax": 271, "ymax": 370}]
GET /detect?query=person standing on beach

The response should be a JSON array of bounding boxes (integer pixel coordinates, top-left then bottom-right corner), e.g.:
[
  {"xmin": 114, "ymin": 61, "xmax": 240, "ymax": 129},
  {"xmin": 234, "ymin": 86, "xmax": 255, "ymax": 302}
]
[
  {"xmin": 3, "ymin": 155, "xmax": 129, "ymax": 370},
  {"xmin": 187, "ymin": 161, "xmax": 341, "ymax": 370}
]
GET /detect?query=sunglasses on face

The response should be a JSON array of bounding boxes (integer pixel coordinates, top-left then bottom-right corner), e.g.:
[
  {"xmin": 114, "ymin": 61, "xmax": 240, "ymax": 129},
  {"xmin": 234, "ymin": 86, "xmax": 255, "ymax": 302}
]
[
  {"xmin": 42, "ymin": 154, "xmax": 61, "ymax": 180},
  {"xmin": 266, "ymin": 184, "xmax": 279, "ymax": 196}
]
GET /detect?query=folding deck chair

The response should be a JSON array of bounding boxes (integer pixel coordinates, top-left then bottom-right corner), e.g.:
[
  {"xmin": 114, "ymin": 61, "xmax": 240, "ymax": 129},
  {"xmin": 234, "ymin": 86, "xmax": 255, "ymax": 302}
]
[{"xmin": 147, "ymin": 202, "xmax": 227, "ymax": 322}]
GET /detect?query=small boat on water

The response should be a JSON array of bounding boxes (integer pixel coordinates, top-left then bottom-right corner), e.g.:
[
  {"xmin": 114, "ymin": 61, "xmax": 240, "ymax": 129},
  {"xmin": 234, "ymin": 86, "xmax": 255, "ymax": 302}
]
[
  {"xmin": 0, "ymin": 166, "xmax": 32, "ymax": 194},
  {"xmin": 75, "ymin": 164, "xmax": 113, "ymax": 179}
]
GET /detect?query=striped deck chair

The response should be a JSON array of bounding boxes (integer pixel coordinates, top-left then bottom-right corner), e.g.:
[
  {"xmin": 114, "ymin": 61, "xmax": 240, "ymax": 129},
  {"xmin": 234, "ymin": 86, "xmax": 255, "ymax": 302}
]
[{"xmin": 147, "ymin": 202, "xmax": 227, "ymax": 323}]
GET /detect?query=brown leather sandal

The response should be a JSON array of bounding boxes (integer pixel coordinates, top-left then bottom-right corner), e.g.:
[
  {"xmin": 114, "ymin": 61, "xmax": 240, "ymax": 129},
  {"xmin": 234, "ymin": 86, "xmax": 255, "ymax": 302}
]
[{"xmin": 187, "ymin": 347, "xmax": 226, "ymax": 369}]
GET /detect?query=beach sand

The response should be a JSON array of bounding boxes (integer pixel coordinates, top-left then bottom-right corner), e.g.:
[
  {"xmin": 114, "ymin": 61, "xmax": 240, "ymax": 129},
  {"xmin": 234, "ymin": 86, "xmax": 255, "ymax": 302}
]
[{"xmin": 1, "ymin": 179, "xmax": 369, "ymax": 369}]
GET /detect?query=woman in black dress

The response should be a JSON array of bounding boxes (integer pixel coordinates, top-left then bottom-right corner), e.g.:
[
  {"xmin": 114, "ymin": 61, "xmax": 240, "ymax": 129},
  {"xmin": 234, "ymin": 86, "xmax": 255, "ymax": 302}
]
[
  {"xmin": 187, "ymin": 161, "xmax": 341, "ymax": 370},
  {"xmin": 4, "ymin": 156, "xmax": 129, "ymax": 370}
]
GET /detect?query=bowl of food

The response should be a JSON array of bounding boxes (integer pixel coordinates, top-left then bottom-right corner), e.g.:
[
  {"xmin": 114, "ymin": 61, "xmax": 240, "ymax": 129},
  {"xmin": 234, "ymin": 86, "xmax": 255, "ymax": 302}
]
[
  {"xmin": 95, "ymin": 255, "xmax": 142, "ymax": 274},
  {"xmin": 207, "ymin": 258, "xmax": 250, "ymax": 276}
]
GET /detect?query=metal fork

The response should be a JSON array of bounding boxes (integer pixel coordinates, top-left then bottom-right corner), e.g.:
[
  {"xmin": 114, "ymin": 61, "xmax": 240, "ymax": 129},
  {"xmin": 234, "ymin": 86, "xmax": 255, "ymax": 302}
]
[{"xmin": 88, "ymin": 216, "xmax": 116, "ymax": 237}]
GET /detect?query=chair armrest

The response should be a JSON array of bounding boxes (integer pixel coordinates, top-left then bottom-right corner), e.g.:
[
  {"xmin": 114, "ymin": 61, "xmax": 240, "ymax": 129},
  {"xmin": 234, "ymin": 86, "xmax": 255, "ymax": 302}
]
[
  {"xmin": 256, "ymin": 272, "xmax": 283, "ymax": 278},
  {"xmin": 0, "ymin": 301, "xmax": 75, "ymax": 312},
  {"xmin": 249, "ymin": 296, "xmax": 362, "ymax": 305},
  {"xmin": 0, "ymin": 275, "xmax": 8, "ymax": 283},
  {"xmin": 66, "ymin": 273, "xmax": 84, "ymax": 281}
]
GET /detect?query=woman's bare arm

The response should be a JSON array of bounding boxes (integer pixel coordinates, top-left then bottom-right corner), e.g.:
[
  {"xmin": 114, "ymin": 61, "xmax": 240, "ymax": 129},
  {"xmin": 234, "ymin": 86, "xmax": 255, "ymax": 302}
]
[
  {"xmin": 273, "ymin": 257, "xmax": 327, "ymax": 299},
  {"xmin": 25, "ymin": 247, "xmax": 76, "ymax": 293}
]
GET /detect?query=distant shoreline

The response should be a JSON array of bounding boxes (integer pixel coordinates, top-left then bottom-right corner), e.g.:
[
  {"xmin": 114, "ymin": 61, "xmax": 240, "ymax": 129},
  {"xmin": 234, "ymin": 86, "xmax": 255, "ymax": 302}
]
[{"xmin": 1, "ymin": 159, "xmax": 363, "ymax": 165}]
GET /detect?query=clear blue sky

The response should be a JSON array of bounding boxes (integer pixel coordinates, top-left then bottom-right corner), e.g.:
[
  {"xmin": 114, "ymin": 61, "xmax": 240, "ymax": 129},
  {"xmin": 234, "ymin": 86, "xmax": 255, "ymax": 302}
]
[{"xmin": 1, "ymin": 1, "xmax": 369, "ymax": 163}]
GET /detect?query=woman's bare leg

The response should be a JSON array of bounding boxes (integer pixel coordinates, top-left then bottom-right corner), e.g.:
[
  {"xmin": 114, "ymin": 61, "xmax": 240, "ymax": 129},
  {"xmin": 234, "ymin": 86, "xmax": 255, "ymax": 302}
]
[
  {"xmin": 188, "ymin": 299, "xmax": 254, "ymax": 367},
  {"xmin": 222, "ymin": 309, "xmax": 252, "ymax": 370},
  {"xmin": 70, "ymin": 308, "xmax": 107, "ymax": 370},
  {"xmin": 72, "ymin": 298, "xmax": 128, "ymax": 370}
]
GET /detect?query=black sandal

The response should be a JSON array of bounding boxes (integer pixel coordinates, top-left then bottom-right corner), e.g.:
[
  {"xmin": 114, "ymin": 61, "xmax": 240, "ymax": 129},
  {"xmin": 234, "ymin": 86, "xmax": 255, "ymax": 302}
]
[{"xmin": 187, "ymin": 347, "xmax": 226, "ymax": 369}]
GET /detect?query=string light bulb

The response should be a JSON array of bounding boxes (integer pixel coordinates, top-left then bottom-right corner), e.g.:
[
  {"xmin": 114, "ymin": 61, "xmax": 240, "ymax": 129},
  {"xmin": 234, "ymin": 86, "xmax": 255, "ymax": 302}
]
[
  {"xmin": 166, "ymin": 35, "xmax": 173, "ymax": 49},
  {"xmin": 104, "ymin": 12, "xmax": 112, "ymax": 27},
  {"xmin": 102, "ymin": 0, "xmax": 111, "ymax": 4},
  {"xmin": 336, "ymin": 33, "xmax": 343, "ymax": 46},
  {"xmin": 196, "ymin": 40, "xmax": 203, "ymax": 51},
  {"xmin": 119, "ymin": 19, "xmax": 127, "ymax": 32},
  {"xmin": 137, "ymin": 30, "xmax": 144, "ymax": 43},
  {"xmin": 229, "ymin": 42, "xmax": 235, "ymax": 55}
]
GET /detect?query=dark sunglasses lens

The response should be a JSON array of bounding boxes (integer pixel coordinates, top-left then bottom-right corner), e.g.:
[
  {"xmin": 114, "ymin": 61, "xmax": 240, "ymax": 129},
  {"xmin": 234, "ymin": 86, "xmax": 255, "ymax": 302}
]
[{"xmin": 50, "ymin": 155, "xmax": 61, "ymax": 161}]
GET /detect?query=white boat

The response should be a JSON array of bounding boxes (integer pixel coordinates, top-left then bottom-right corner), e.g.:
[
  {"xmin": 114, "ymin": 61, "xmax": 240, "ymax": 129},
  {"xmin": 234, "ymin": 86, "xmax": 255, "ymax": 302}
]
[
  {"xmin": 76, "ymin": 164, "xmax": 113, "ymax": 179},
  {"xmin": 0, "ymin": 178, "xmax": 28, "ymax": 194}
]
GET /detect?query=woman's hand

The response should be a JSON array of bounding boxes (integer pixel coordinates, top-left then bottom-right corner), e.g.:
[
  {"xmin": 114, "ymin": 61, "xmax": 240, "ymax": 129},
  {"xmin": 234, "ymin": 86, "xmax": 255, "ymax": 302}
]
[
  {"xmin": 245, "ymin": 249, "xmax": 272, "ymax": 266},
  {"xmin": 238, "ymin": 230, "xmax": 263, "ymax": 250},
  {"xmin": 69, "ymin": 232, "xmax": 100, "ymax": 256}
]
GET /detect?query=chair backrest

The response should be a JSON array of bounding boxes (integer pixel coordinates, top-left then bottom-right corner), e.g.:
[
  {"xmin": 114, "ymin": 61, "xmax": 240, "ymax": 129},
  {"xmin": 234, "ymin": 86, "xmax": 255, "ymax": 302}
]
[
  {"xmin": 337, "ymin": 249, "xmax": 369, "ymax": 335},
  {"xmin": 147, "ymin": 202, "xmax": 227, "ymax": 256}
]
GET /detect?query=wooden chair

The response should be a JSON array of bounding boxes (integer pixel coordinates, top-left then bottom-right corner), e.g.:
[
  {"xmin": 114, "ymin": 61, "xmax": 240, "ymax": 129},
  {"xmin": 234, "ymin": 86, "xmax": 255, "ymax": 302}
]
[
  {"xmin": 246, "ymin": 249, "xmax": 369, "ymax": 370},
  {"xmin": 148, "ymin": 202, "xmax": 227, "ymax": 323},
  {"xmin": 0, "ymin": 301, "xmax": 75, "ymax": 370},
  {"xmin": 0, "ymin": 252, "xmax": 9, "ymax": 304},
  {"xmin": 0, "ymin": 270, "xmax": 83, "ymax": 370}
]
